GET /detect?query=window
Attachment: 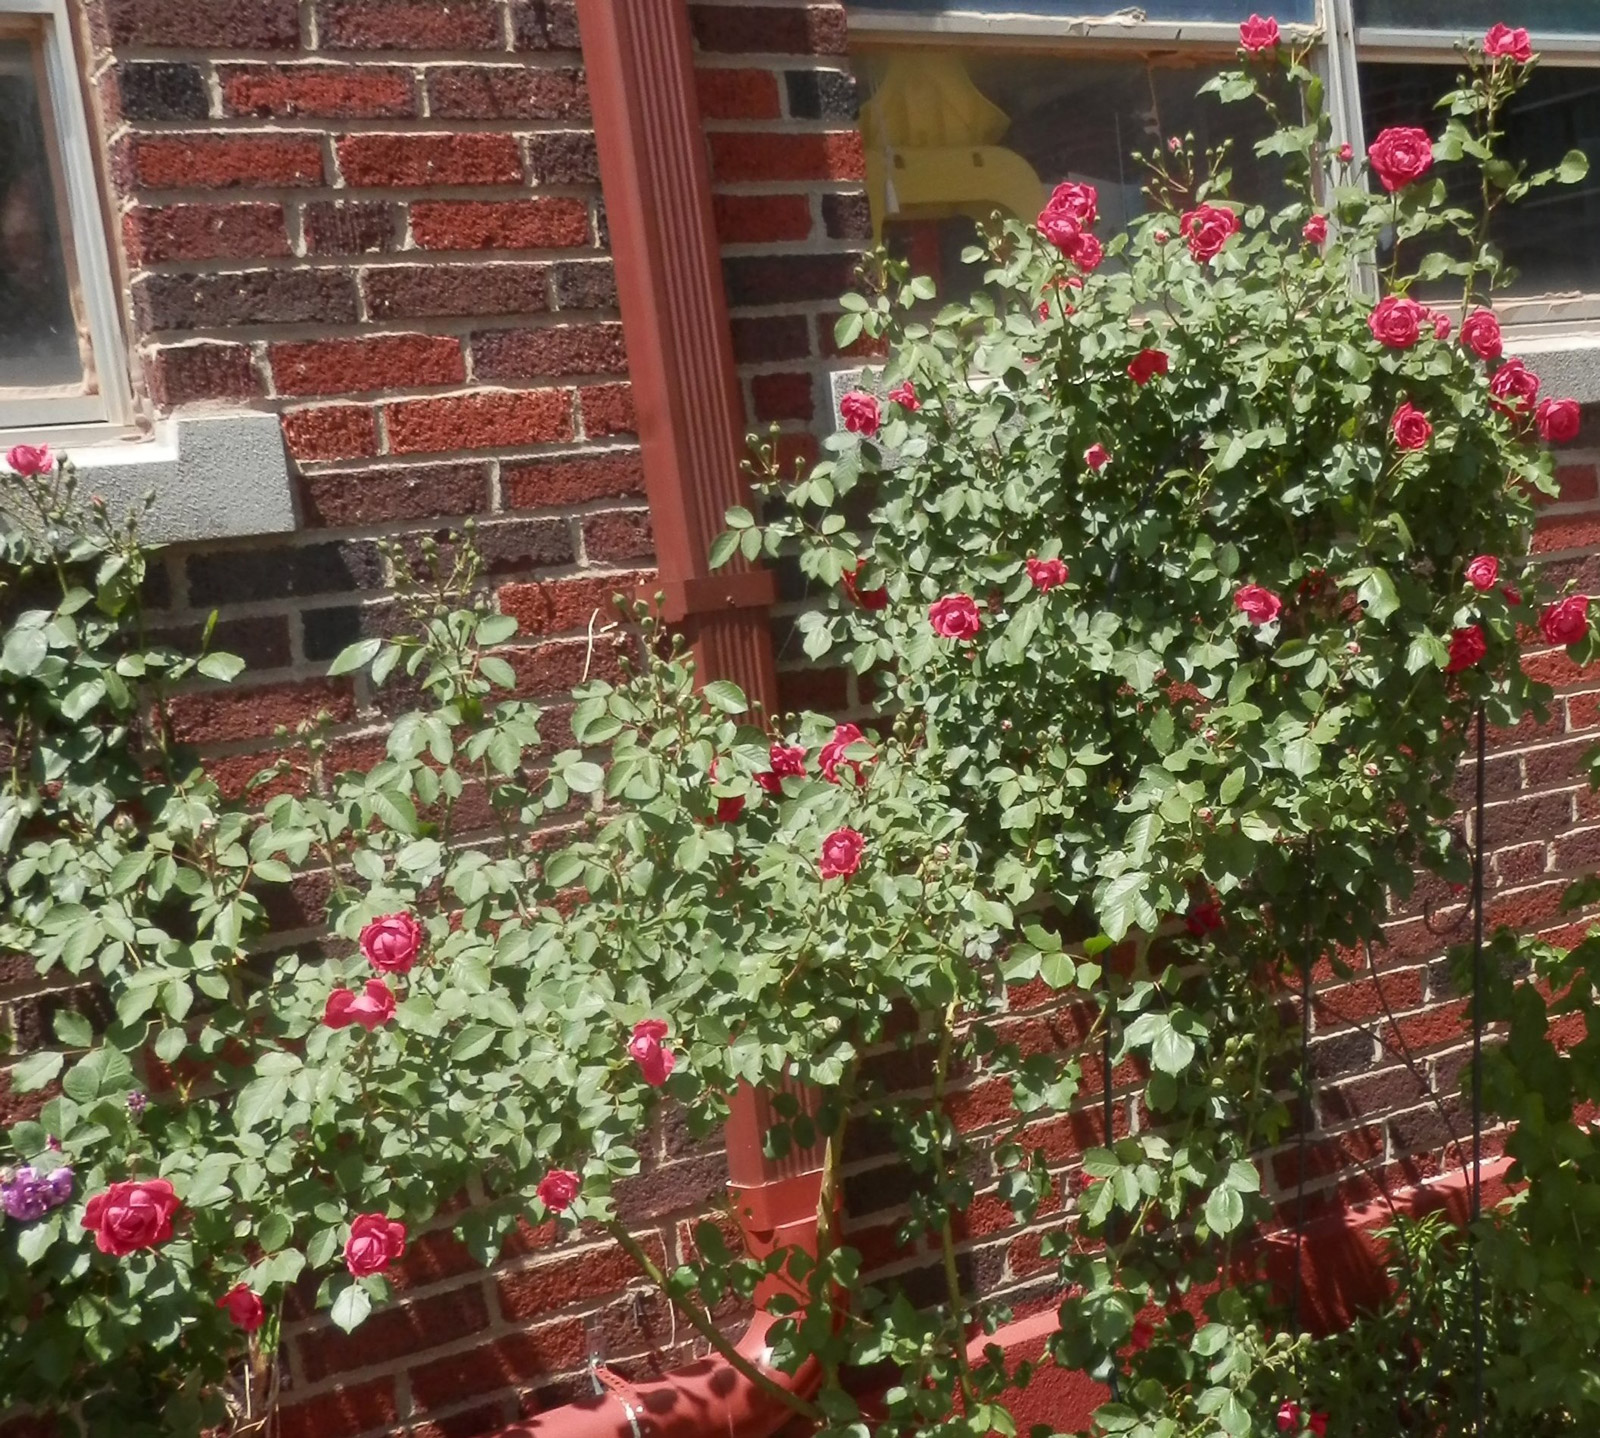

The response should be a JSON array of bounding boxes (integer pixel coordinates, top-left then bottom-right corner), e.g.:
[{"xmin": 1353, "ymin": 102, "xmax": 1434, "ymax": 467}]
[
  {"xmin": 0, "ymin": 0, "xmax": 130, "ymax": 436},
  {"xmin": 849, "ymin": 0, "xmax": 1600, "ymax": 345}
]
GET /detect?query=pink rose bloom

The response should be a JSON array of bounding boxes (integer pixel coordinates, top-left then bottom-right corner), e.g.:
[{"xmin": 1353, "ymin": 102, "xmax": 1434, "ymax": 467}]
[
  {"xmin": 1084, "ymin": 443, "xmax": 1110, "ymax": 471},
  {"xmin": 841, "ymin": 559, "xmax": 889, "ymax": 611},
  {"xmin": 1484, "ymin": 24, "xmax": 1532, "ymax": 63},
  {"xmin": 1026, "ymin": 557, "xmax": 1069, "ymax": 591},
  {"xmin": 819, "ymin": 827, "xmax": 866, "ymax": 880},
  {"xmin": 537, "ymin": 1169, "xmax": 581, "ymax": 1212},
  {"xmin": 345, "ymin": 1212, "xmax": 406, "ymax": 1277},
  {"xmin": 1068, "ymin": 231, "xmax": 1104, "ymax": 273},
  {"xmin": 359, "ymin": 913, "xmax": 422, "ymax": 974},
  {"xmin": 887, "ymin": 381, "xmax": 919, "ymax": 411},
  {"xmin": 1302, "ymin": 214, "xmax": 1327, "ymax": 245},
  {"xmin": 629, "ymin": 1019, "xmax": 676, "ymax": 1086},
  {"xmin": 1038, "ymin": 209, "xmax": 1082, "ymax": 253},
  {"xmin": 1043, "ymin": 180, "xmax": 1098, "ymax": 228},
  {"xmin": 756, "ymin": 742, "xmax": 807, "ymax": 795},
  {"xmin": 81, "ymin": 1179, "xmax": 181, "ymax": 1256},
  {"xmin": 819, "ymin": 723, "xmax": 871, "ymax": 786},
  {"xmin": 1446, "ymin": 625, "xmax": 1488, "ymax": 673},
  {"xmin": 1128, "ymin": 349, "xmax": 1170, "ymax": 385},
  {"xmin": 839, "ymin": 390, "xmax": 880, "ymax": 437},
  {"xmin": 1460, "ymin": 309, "xmax": 1502, "ymax": 361},
  {"xmin": 1337, "ymin": 143, "xmax": 1354, "ymax": 162},
  {"xmin": 217, "ymin": 1284, "xmax": 265, "ymax": 1333},
  {"xmin": 1391, "ymin": 401, "xmax": 1432, "ymax": 451},
  {"xmin": 1367, "ymin": 126, "xmax": 1434, "ymax": 191},
  {"xmin": 1367, "ymin": 295, "xmax": 1427, "ymax": 349},
  {"xmin": 1465, "ymin": 555, "xmax": 1499, "ymax": 591},
  {"xmin": 1537, "ymin": 397, "xmax": 1581, "ymax": 444},
  {"xmin": 1540, "ymin": 594, "xmax": 1590, "ymax": 646},
  {"xmin": 324, "ymin": 978, "xmax": 397, "ymax": 1032},
  {"xmin": 1431, "ymin": 311, "xmax": 1452, "ymax": 340},
  {"xmin": 1239, "ymin": 13, "xmax": 1280, "ymax": 52},
  {"xmin": 1234, "ymin": 584, "xmax": 1283, "ymax": 625},
  {"xmin": 5, "ymin": 444, "xmax": 53, "ymax": 477},
  {"xmin": 929, "ymin": 593, "xmax": 982, "ymax": 639},
  {"xmin": 1180, "ymin": 203, "xmax": 1240, "ymax": 261},
  {"xmin": 1489, "ymin": 358, "xmax": 1540, "ymax": 416}
]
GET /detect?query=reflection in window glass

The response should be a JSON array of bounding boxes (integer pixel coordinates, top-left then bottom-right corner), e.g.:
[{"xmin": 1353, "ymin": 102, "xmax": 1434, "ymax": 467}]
[
  {"xmin": 856, "ymin": 0, "xmax": 1313, "ymax": 19},
  {"xmin": 857, "ymin": 50, "xmax": 1283, "ymax": 290},
  {"xmin": 0, "ymin": 40, "xmax": 83, "ymax": 394},
  {"xmin": 1355, "ymin": 1, "xmax": 1600, "ymax": 33},
  {"xmin": 1360, "ymin": 63, "xmax": 1600, "ymax": 296}
]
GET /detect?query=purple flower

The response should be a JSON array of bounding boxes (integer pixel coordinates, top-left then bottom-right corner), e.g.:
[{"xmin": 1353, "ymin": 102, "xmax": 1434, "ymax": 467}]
[
  {"xmin": 1, "ymin": 1165, "xmax": 74, "ymax": 1222},
  {"xmin": 127, "ymin": 1092, "xmax": 148, "ymax": 1118},
  {"xmin": 44, "ymin": 1168, "xmax": 72, "ymax": 1205}
]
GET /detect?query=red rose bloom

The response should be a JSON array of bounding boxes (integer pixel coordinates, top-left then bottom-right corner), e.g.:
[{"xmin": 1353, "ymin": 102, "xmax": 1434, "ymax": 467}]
[
  {"xmin": 1302, "ymin": 214, "xmax": 1327, "ymax": 245},
  {"xmin": 839, "ymin": 390, "xmax": 881, "ymax": 436},
  {"xmin": 218, "ymin": 1284, "xmax": 265, "ymax": 1333},
  {"xmin": 1540, "ymin": 594, "xmax": 1590, "ymax": 646},
  {"xmin": 715, "ymin": 793, "xmax": 745, "ymax": 823},
  {"xmin": 1234, "ymin": 584, "xmax": 1283, "ymax": 625},
  {"xmin": 887, "ymin": 381, "xmax": 919, "ymax": 411},
  {"xmin": 345, "ymin": 1212, "xmax": 406, "ymax": 1277},
  {"xmin": 1431, "ymin": 311, "xmax": 1452, "ymax": 340},
  {"xmin": 929, "ymin": 593, "xmax": 982, "ymax": 639},
  {"xmin": 1068, "ymin": 231, "xmax": 1104, "ymax": 272},
  {"xmin": 1490, "ymin": 358, "xmax": 1540, "ymax": 416},
  {"xmin": 819, "ymin": 827, "xmax": 866, "ymax": 880},
  {"xmin": 1084, "ymin": 443, "xmax": 1110, "ymax": 471},
  {"xmin": 1460, "ymin": 309, "xmax": 1502, "ymax": 361},
  {"xmin": 82, "ymin": 1179, "xmax": 181, "ymax": 1256},
  {"xmin": 1537, "ymin": 397, "xmax": 1581, "ymax": 444},
  {"xmin": 629, "ymin": 1019, "xmax": 676, "ymax": 1086},
  {"xmin": 359, "ymin": 912, "xmax": 422, "ymax": 974},
  {"xmin": 1367, "ymin": 295, "xmax": 1427, "ymax": 349},
  {"xmin": 1186, "ymin": 898, "xmax": 1225, "ymax": 936},
  {"xmin": 841, "ymin": 559, "xmax": 889, "ymax": 611},
  {"xmin": 1367, "ymin": 126, "xmax": 1434, "ymax": 191},
  {"xmin": 1465, "ymin": 555, "xmax": 1499, "ymax": 591},
  {"xmin": 5, "ymin": 444, "xmax": 53, "ymax": 477},
  {"xmin": 324, "ymin": 978, "xmax": 397, "ymax": 1032},
  {"xmin": 1239, "ymin": 13, "xmax": 1280, "ymax": 52},
  {"xmin": 1128, "ymin": 349, "xmax": 1170, "ymax": 385},
  {"xmin": 1181, "ymin": 203, "xmax": 1241, "ymax": 261},
  {"xmin": 537, "ymin": 1169, "xmax": 581, "ymax": 1212},
  {"xmin": 1391, "ymin": 401, "xmax": 1432, "ymax": 451},
  {"xmin": 1446, "ymin": 625, "xmax": 1488, "ymax": 673},
  {"xmin": 1484, "ymin": 23, "xmax": 1532, "ymax": 63},
  {"xmin": 1042, "ymin": 180, "xmax": 1098, "ymax": 228},
  {"xmin": 1026, "ymin": 557, "xmax": 1069, "ymax": 591},
  {"xmin": 1337, "ymin": 142, "xmax": 1354, "ymax": 162},
  {"xmin": 756, "ymin": 742, "xmax": 807, "ymax": 795},
  {"xmin": 1309, "ymin": 1417, "xmax": 1328, "ymax": 1438},
  {"xmin": 1276, "ymin": 1403, "xmax": 1301, "ymax": 1434},
  {"xmin": 1038, "ymin": 209, "xmax": 1083, "ymax": 253},
  {"xmin": 1130, "ymin": 1317, "xmax": 1155, "ymax": 1351},
  {"xmin": 820, "ymin": 723, "xmax": 872, "ymax": 786}
]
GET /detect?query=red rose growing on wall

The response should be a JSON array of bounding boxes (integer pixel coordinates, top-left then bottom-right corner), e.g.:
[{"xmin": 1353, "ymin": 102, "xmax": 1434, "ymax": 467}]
[
  {"xmin": 1484, "ymin": 23, "xmax": 1533, "ymax": 63},
  {"xmin": 1186, "ymin": 897, "xmax": 1225, "ymax": 936},
  {"xmin": 1042, "ymin": 180, "xmax": 1098, "ymax": 228},
  {"xmin": 359, "ymin": 912, "xmax": 422, "ymax": 974},
  {"xmin": 841, "ymin": 559, "xmax": 889, "ymax": 611},
  {"xmin": 756, "ymin": 742, "xmax": 807, "ymax": 795},
  {"xmin": 1180, "ymin": 203, "xmax": 1241, "ymax": 261},
  {"xmin": 1430, "ymin": 311, "xmax": 1452, "ymax": 340},
  {"xmin": 5, "ymin": 444, "xmax": 53, "ymax": 477},
  {"xmin": 1489, "ymin": 358, "xmax": 1541, "ymax": 416},
  {"xmin": 1537, "ymin": 397, "xmax": 1581, "ymax": 444},
  {"xmin": 1540, "ymin": 594, "xmax": 1590, "ymax": 646},
  {"xmin": 1234, "ymin": 585, "xmax": 1283, "ymax": 625},
  {"xmin": 820, "ymin": 723, "xmax": 872, "ymax": 786},
  {"xmin": 1367, "ymin": 126, "xmax": 1434, "ymax": 191},
  {"xmin": 929, "ymin": 594, "xmax": 982, "ymax": 639},
  {"xmin": 1465, "ymin": 555, "xmax": 1499, "ymax": 591},
  {"xmin": 1069, "ymin": 231, "xmax": 1104, "ymax": 273},
  {"xmin": 1026, "ymin": 557, "xmax": 1069, "ymax": 591},
  {"xmin": 1239, "ymin": 13, "xmax": 1279, "ymax": 52},
  {"xmin": 217, "ymin": 1284, "xmax": 265, "ymax": 1333},
  {"xmin": 1084, "ymin": 443, "xmax": 1110, "ymax": 471},
  {"xmin": 887, "ymin": 381, "xmax": 919, "ymax": 411},
  {"xmin": 839, "ymin": 390, "xmax": 881, "ymax": 436},
  {"xmin": 1446, "ymin": 625, "xmax": 1488, "ymax": 673},
  {"xmin": 819, "ymin": 827, "xmax": 866, "ymax": 880},
  {"xmin": 82, "ymin": 1179, "xmax": 181, "ymax": 1256},
  {"xmin": 629, "ymin": 1019, "xmax": 676, "ymax": 1086},
  {"xmin": 1460, "ymin": 308, "xmax": 1502, "ymax": 360},
  {"xmin": 323, "ymin": 978, "xmax": 396, "ymax": 1032},
  {"xmin": 1302, "ymin": 214, "xmax": 1327, "ymax": 245},
  {"xmin": 1391, "ymin": 401, "xmax": 1432, "ymax": 451},
  {"xmin": 537, "ymin": 1169, "xmax": 581, "ymax": 1212},
  {"xmin": 345, "ymin": 1213, "xmax": 406, "ymax": 1277},
  {"xmin": 1367, "ymin": 295, "xmax": 1427, "ymax": 349},
  {"xmin": 1128, "ymin": 349, "xmax": 1169, "ymax": 385}
]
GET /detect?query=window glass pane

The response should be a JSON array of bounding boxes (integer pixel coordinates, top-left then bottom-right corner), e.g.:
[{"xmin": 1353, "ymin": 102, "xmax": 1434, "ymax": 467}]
[
  {"xmin": 1355, "ymin": 1, "xmax": 1600, "ymax": 34},
  {"xmin": 1360, "ymin": 63, "xmax": 1600, "ymax": 295},
  {"xmin": 859, "ymin": 50, "xmax": 1285, "ymax": 290},
  {"xmin": 0, "ymin": 39, "xmax": 85, "ymax": 395},
  {"xmin": 857, "ymin": 0, "xmax": 1314, "ymax": 17}
]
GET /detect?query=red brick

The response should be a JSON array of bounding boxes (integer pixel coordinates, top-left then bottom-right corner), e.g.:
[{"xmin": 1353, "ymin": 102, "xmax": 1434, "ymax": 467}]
[
  {"xmin": 1487, "ymin": 880, "xmax": 1570, "ymax": 931},
  {"xmin": 751, "ymin": 371, "xmax": 814, "ymax": 422},
  {"xmin": 1533, "ymin": 513, "xmax": 1600, "ymax": 554},
  {"xmin": 775, "ymin": 664, "xmax": 846, "ymax": 712},
  {"xmin": 410, "ymin": 199, "xmax": 591, "ymax": 251},
  {"xmin": 385, "ymin": 390, "xmax": 575, "ymax": 453},
  {"xmin": 694, "ymin": 68, "xmax": 781, "ymax": 119},
  {"xmin": 220, "ymin": 64, "xmax": 417, "ymax": 119},
  {"xmin": 1553, "ymin": 826, "xmax": 1600, "ymax": 872},
  {"xmin": 688, "ymin": 5, "xmax": 847, "ymax": 55},
  {"xmin": 944, "ymin": 1078, "xmax": 1015, "ymax": 1132},
  {"xmin": 581, "ymin": 510, "xmax": 652, "ymax": 562},
  {"xmin": 127, "ymin": 134, "xmax": 325, "ymax": 190},
  {"xmin": 732, "ymin": 315, "xmax": 810, "ymax": 364},
  {"xmin": 301, "ymin": 462, "xmax": 491, "ymax": 527},
  {"xmin": 578, "ymin": 383, "xmax": 634, "ymax": 437},
  {"xmin": 270, "ymin": 334, "xmax": 464, "ymax": 397},
  {"xmin": 498, "ymin": 572, "xmax": 653, "ymax": 637},
  {"xmin": 409, "ymin": 1322, "xmax": 587, "ymax": 1409},
  {"xmin": 318, "ymin": 0, "xmax": 503, "ymax": 49},
  {"xmin": 106, "ymin": 0, "xmax": 299, "ymax": 47},
  {"xmin": 502, "ymin": 452, "xmax": 645, "ymax": 508},
  {"xmin": 300, "ymin": 1286, "xmax": 491, "ymax": 1382},
  {"xmin": 1312, "ymin": 969, "xmax": 1424, "ymax": 1028},
  {"xmin": 712, "ymin": 193, "xmax": 813, "ymax": 244},
  {"xmin": 1555, "ymin": 463, "xmax": 1600, "ymax": 504},
  {"xmin": 426, "ymin": 65, "xmax": 590, "ymax": 120},
  {"xmin": 1521, "ymin": 649, "xmax": 1600, "ymax": 688},
  {"xmin": 167, "ymin": 679, "xmax": 354, "ymax": 745},
  {"xmin": 282, "ymin": 405, "xmax": 381, "ymax": 463},
  {"xmin": 473, "ymin": 325, "xmax": 627, "ymax": 380},
  {"xmin": 276, "ymin": 1378, "xmax": 397, "ymax": 1438},
  {"xmin": 337, "ymin": 133, "xmax": 523, "ymax": 188},
  {"xmin": 123, "ymin": 203, "xmax": 291, "ymax": 265},
  {"xmin": 708, "ymin": 131, "xmax": 864, "ymax": 183},
  {"xmin": 146, "ymin": 342, "xmax": 261, "ymax": 408},
  {"xmin": 497, "ymin": 1235, "xmax": 662, "ymax": 1321},
  {"xmin": 365, "ymin": 264, "xmax": 550, "ymax": 320}
]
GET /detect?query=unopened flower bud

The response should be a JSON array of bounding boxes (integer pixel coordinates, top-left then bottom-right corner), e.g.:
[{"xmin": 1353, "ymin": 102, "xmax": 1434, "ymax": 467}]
[
  {"xmin": 127, "ymin": 1092, "xmax": 148, "ymax": 1118},
  {"xmin": 1364, "ymin": 763, "xmax": 1379, "ymax": 778}
]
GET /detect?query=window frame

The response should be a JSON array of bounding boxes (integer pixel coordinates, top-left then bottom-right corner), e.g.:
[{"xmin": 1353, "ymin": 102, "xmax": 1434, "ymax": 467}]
[{"xmin": 0, "ymin": 0, "xmax": 132, "ymax": 438}]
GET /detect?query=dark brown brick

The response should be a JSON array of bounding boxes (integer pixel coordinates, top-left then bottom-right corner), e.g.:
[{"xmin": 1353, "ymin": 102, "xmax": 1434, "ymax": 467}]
[
  {"xmin": 116, "ymin": 63, "xmax": 210, "ymax": 121},
  {"xmin": 364, "ymin": 264, "xmax": 549, "ymax": 321},
  {"xmin": 318, "ymin": 0, "xmax": 503, "ymax": 50},
  {"xmin": 473, "ymin": 518, "xmax": 576, "ymax": 573},
  {"xmin": 688, "ymin": 4, "xmax": 846, "ymax": 54},
  {"xmin": 133, "ymin": 270, "xmax": 360, "ymax": 332},
  {"xmin": 425, "ymin": 66, "xmax": 589, "ymax": 120},
  {"xmin": 581, "ymin": 510, "xmax": 652, "ymax": 563},
  {"xmin": 299, "ymin": 1286, "xmax": 491, "ymax": 1383},
  {"xmin": 472, "ymin": 325, "xmax": 626, "ymax": 380},
  {"xmin": 511, "ymin": 0, "xmax": 582, "ymax": 50},
  {"xmin": 549, "ymin": 260, "xmax": 616, "ymax": 311},
  {"xmin": 300, "ymin": 463, "xmax": 492, "ymax": 528},
  {"xmin": 106, "ymin": 0, "xmax": 300, "ymax": 47},
  {"xmin": 732, "ymin": 315, "xmax": 810, "ymax": 364},
  {"xmin": 302, "ymin": 201, "xmax": 398, "ymax": 255},
  {"xmin": 723, "ymin": 253, "xmax": 859, "ymax": 306},
  {"xmin": 146, "ymin": 342, "xmax": 261, "ymax": 407},
  {"xmin": 525, "ymin": 131, "xmax": 599, "ymax": 185},
  {"xmin": 185, "ymin": 541, "xmax": 382, "ymax": 606},
  {"xmin": 822, "ymin": 191, "xmax": 872, "ymax": 241}
]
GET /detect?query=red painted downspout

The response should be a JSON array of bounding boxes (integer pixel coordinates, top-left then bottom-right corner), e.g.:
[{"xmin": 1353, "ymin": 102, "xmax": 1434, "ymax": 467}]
[{"xmin": 492, "ymin": 0, "xmax": 821, "ymax": 1433}]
